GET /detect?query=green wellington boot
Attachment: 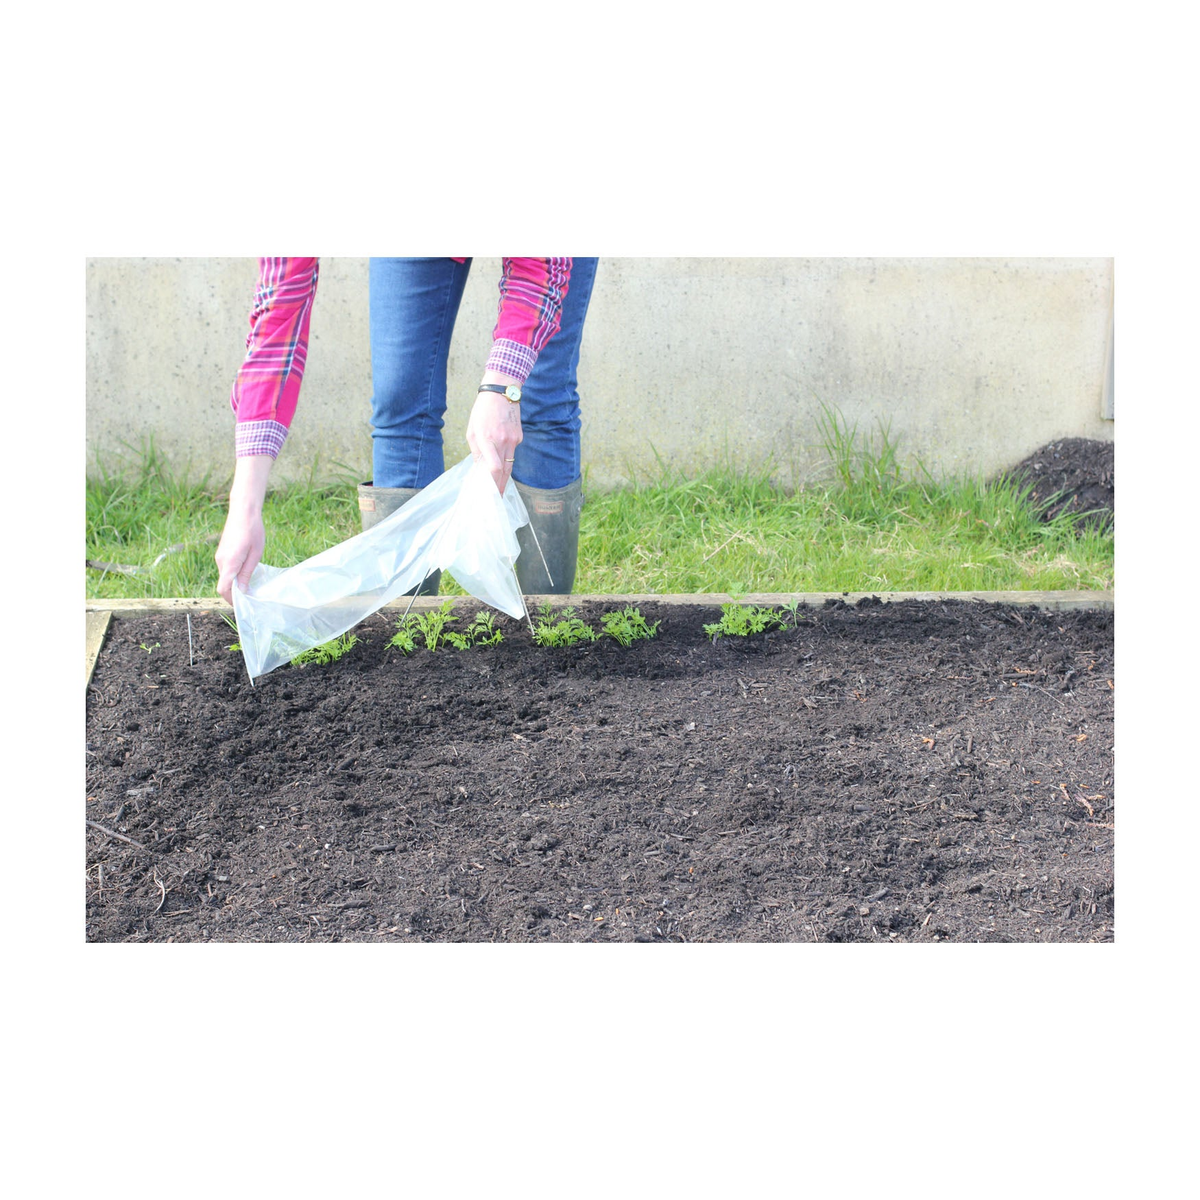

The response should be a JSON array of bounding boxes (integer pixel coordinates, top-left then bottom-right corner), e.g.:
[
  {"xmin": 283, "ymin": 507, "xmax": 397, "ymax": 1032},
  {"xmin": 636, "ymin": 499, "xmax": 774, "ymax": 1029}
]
[
  {"xmin": 513, "ymin": 477, "xmax": 584, "ymax": 596},
  {"xmin": 357, "ymin": 482, "xmax": 441, "ymax": 596}
]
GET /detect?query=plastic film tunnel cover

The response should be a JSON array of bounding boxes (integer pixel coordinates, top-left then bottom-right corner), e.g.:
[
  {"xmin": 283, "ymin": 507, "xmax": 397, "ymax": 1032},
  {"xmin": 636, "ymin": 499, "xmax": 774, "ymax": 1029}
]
[{"xmin": 231, "ymin": 456, "xmax": 531, "ymax": 682}]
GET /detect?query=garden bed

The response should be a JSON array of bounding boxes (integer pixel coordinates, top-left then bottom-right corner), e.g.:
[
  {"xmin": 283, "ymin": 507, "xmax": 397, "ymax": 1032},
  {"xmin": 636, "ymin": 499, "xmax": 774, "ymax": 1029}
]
[{"xmin": 85, "ymin": 595, "xmax": 1114, "ymax": 943}]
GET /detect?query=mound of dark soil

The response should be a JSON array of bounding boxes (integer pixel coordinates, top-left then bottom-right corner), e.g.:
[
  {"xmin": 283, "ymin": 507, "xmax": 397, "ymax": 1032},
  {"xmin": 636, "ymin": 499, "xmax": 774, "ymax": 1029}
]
[
  {"xmin": 1004, "ymin": 438, "xmax": 1114, "ymax": 531},
  {"xmin": 85, "ymin": 598, "xmax": 1114, "ymax": 943}
]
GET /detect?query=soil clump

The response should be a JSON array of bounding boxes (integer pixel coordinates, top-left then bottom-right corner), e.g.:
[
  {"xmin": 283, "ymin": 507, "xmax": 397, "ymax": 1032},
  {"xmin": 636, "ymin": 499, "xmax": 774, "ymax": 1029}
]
[{"xmin": 1002, "ymin": 437, "xmax": 1114, "ymax": 531}]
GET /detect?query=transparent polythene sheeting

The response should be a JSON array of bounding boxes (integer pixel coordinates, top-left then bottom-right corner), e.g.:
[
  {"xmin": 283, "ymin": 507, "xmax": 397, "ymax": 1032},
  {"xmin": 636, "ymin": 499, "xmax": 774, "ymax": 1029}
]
[{"xmin": 231, "ymin": 456, "xmax": 530, "ymax": 682}]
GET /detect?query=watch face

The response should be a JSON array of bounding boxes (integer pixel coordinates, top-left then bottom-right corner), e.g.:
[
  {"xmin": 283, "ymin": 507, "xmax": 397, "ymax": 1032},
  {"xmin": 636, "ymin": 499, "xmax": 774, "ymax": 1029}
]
[{"xmin": 505, "ymin": 386, "xmax": 521, "ymax": 402}]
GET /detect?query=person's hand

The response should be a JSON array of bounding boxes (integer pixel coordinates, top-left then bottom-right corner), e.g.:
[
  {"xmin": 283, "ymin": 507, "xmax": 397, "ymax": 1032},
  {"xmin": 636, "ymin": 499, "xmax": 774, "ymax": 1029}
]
[
  {"xmin": 215, "ymin": 456, "xmax": 272, "ymax": 605},
  {"xmin": 466, "ymin": 375, "xmax": 523, "ymax": 494},
  {"xmin": 215, "ymin": 507, "xmax": 265, "ymax": 605}
]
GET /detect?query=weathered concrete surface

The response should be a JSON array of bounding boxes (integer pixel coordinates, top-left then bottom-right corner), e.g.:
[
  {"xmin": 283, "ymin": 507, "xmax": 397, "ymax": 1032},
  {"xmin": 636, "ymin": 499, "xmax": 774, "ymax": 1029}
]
[{"xmin": 86, "ymin": 257, "xmax": 1113, "ymax": 489}]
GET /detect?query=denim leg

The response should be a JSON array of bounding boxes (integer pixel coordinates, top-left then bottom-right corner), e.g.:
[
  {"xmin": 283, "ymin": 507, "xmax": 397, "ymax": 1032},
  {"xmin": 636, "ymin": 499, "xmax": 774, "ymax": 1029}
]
[
  {"xmin": 512, "ymin": 257, "xmax": 599, "ymax": 490},
  {"xmin": 368, "ymin": 257, "xmax": 472, "ymax": 489}
]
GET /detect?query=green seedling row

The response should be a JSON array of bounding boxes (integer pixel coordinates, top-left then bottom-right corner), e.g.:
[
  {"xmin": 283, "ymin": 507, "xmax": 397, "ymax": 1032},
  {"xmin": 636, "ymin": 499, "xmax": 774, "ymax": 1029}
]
[
  {"xmin": 703, "ymin": 600, "xmax": 809, "ymax": 640},
  {"xmin": 389, "ymin": 600, "xmax": 505, "ymax": 655},
  {"xmin": 531, "ymin": 604, "xmax": 663, "ymax": 647},
  {"xmin": 222, "ymin": 601, "xmax": 807, "ymax": 675}
]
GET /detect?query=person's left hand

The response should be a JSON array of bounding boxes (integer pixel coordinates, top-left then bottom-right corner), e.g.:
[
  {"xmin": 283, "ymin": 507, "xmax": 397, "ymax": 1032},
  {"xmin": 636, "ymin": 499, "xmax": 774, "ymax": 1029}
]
[{"xmin": 466, "ymin": 379, "xmax": 523, "ymax": 494}]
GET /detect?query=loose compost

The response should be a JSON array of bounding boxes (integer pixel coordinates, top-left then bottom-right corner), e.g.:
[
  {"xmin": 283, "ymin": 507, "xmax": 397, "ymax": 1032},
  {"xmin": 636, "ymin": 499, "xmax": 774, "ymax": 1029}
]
[{"xmin": 85, "ymin": 597, "xmax": 1114, "ymax": 943}]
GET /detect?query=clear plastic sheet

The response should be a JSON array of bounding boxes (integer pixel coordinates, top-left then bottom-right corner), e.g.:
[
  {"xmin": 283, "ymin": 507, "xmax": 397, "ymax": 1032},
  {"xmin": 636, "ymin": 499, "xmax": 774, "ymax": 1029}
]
[{"xmin": 231, "ymin": 456, "xmax": 530, "ymax": 682}]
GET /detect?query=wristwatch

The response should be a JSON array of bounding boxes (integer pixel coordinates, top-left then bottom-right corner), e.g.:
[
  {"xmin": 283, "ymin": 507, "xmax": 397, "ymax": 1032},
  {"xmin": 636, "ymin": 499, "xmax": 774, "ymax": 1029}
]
[{"xmin": 478, "ymin": 383, "xmax": 522, "ymax": 404}]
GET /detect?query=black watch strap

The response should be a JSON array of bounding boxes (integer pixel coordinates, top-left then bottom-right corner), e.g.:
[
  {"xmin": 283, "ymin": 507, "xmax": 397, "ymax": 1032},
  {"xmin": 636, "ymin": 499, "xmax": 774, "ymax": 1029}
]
[{"xmin": 477, "ymin": 383, "xmax": 521, "ymax": 403}]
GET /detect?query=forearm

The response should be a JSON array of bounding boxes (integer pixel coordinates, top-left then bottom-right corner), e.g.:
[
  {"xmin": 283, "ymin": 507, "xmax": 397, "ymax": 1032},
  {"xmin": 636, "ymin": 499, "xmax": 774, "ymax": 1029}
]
[
  {"xmin": 215, "ymin": 455, "xmax": 272, "ymax": 604},
  {"xmin": 230, "ymin": 257, "xmax": 320, "ymax": 457},
  {"xmin": 488, "ymin": 257, "xmax": 572, "ymax": 382},
  {"xmin": 228, "ymin": 454, "xmax": 273, "ymax": 516}
]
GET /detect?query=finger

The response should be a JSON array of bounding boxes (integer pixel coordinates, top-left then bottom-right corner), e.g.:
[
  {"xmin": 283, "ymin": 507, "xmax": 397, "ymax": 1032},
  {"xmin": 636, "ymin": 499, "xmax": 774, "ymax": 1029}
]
[
  {"xmin": 217, "ymin": 545, "xmax": 250, "ymax": 606},
  {"xmin": 496, "ymin": 457, "xmax": 514, "ymax": 494},
  {"xmin": 475, "ymin": 438, "xmax": 505, "ymax": 493},
  {"xmin": 219, "ymin": 560, "xmax": 241, "ymax": 605},
  {"xmin": 215, "ymin": 553, "xmax": 230, "ymax": 603}
]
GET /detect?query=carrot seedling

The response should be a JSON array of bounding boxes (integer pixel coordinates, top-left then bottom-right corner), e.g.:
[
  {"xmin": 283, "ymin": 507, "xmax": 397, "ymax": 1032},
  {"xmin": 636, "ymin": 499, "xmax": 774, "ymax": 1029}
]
[
  {"xmin": 445, "ymin": 610, "xmax": 504, "ymax": 650},
  {"xmin": 531, "ymin": 604, "xmax": 599, "ymax": 648},
  {"xmin": 390, "ymin": 600, "xmax": 503, "ymax": 655},
  {"xmin": 599, "ymin": 606, "xmax": 660, "ymax": 646},
  {"xmin": 220, "ymin": 612, "xmax": 241, "ymax": 652},
  {"xmin": 703, "ymin": 602, "xmax": 785, "ymax": 640},
  {"xmin": 290, "ymin": 633, "xmax": 359, "ymax": 667}
]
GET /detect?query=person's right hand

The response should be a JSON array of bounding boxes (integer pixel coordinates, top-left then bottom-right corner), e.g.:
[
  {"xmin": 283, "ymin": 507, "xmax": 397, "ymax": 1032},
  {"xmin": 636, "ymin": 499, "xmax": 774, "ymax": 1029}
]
[
  {"xmin": 466, "ymin": 372, "xmax": 524, "ymax": 494},
  {"xmin": 215, "ymin": 455, "xmax": 273, "ymax": 605}
]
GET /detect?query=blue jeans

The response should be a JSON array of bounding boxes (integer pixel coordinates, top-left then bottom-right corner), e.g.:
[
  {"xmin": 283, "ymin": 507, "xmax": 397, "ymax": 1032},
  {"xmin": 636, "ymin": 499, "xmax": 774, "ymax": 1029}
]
[{"xmin": 367, "ymin": 257, "xmax": 598, "ymax": 490}]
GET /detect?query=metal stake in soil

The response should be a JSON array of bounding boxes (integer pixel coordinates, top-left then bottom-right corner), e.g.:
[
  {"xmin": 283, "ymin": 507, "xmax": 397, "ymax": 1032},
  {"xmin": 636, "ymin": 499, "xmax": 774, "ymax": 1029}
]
[
  {"xmin": 524, "ymin": 521, "xmax": 555, "ymax": 590},
  {"xmin": 397, "ymin": 590, "xmax": 419, "ymax": 625}
]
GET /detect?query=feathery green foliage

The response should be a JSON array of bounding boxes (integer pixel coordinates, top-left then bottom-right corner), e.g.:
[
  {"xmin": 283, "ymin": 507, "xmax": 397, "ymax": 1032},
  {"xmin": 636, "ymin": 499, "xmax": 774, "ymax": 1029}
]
[
  {"xmin": 290, "ymin": 633, "xmax": 359, "ymax": 667},
  {"xmin": 703, "ymin": 602, "xmax": 786, "ymax": 639},
  {"xmin": 531, "ymin": 605, "xmax": 599, "ymax": 647},
  {"xmin": 389, "ymin": 600, "xmax": 504, "ymax": 654},
  {"xmin": 599, "ymin": 606, "xmax": 661, "ymax": 646}
]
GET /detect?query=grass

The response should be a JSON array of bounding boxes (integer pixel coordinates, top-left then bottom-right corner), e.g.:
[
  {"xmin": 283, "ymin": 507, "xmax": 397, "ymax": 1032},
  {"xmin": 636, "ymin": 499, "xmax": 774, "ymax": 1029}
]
[
  {"xmin": 86, "ymin": 415, "xmax": 1113, "ymax": 599},
  {"xmin": 578, "ymin": 408, "xmax": 1112, "ymax": 593},
  {"xmin": 86, "ymin": 440, "xmax": 360, "ymax": 599}
]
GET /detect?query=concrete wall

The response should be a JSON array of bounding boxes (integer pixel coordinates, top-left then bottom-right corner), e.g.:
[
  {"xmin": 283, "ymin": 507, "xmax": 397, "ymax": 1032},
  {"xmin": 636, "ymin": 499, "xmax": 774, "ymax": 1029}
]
[{"xmin": 85, "ymin": 257, "xmax": 1114, "ymax": 489}]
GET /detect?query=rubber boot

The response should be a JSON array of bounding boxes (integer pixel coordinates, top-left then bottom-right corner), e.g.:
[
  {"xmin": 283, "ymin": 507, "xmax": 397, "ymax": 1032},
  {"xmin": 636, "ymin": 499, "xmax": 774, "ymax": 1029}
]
[
  {"xmin": 513, "ymin": 477, "xmax": 583, "ymax": 595},
  {"xmin": 357, "ymin": 482, "xmax": 440, "ymax": 596}
]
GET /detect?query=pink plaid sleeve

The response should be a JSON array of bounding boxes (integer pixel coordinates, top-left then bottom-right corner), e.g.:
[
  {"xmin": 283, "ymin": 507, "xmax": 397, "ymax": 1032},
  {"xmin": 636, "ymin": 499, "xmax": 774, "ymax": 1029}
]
[
  {"xmin": 230, "ymin": 257, "xmax": 319, "ymax": 458},
  {"xmin": 486, "ymin": 257, "xmax": 573, "ymax": 382}
]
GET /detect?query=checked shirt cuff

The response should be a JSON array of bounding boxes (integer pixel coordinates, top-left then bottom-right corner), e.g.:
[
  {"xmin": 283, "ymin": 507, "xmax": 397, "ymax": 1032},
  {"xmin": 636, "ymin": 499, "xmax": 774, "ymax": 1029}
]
[
  {"xmin": 235, "ymin": 420, "xmax": 289, "ymax": 459},
  {"xmin": 484, "ymin": 338, "xmax": 537, "ymax": 384}
]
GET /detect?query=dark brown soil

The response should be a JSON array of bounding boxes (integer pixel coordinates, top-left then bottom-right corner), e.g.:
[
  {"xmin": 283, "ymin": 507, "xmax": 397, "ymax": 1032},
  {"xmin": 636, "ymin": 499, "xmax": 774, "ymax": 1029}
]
[
  {"xmin": 1003, "ymin": 437, "xmax": 1114, "ymax": 531},
  {"xmin": 85, "ymin": 597, "xmax": 1114, "ymax": 943}
]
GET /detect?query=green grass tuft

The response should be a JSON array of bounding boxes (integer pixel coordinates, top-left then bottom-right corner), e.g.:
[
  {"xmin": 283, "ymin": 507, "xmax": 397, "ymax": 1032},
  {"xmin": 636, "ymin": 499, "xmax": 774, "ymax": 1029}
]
[{"xmin": 86, "ymin": 415, "xmax": 1113, "ymax": 600}]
